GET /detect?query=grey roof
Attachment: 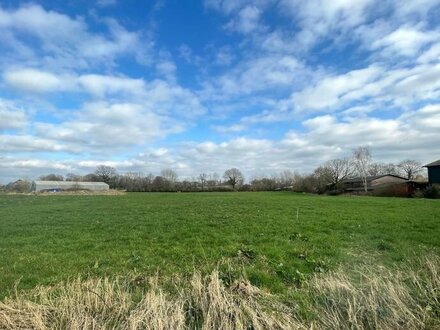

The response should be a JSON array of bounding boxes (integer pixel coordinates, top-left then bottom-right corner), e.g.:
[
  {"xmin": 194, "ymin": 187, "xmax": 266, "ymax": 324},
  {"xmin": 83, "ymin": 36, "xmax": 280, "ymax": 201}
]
[
  {"xmin": 424, "ymin": 160, "xmax": 440, "ymax": 167},
  {"xmin": 341, "ymin": 174, "xmax": 407, "ymax": 183}
]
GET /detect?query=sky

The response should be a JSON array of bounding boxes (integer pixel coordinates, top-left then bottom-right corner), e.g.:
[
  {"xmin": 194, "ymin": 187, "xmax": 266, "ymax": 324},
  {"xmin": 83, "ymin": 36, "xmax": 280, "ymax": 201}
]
[{"xmin": 0, "ymin": 0, "xmax": 439, "ymax": 183}]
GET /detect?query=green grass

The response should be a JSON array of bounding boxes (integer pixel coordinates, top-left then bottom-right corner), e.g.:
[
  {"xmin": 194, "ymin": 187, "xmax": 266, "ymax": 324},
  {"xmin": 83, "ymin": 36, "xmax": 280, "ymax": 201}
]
[{"xmin": 0, "ymin": 192, "xmax": 439, "ymax": 298}]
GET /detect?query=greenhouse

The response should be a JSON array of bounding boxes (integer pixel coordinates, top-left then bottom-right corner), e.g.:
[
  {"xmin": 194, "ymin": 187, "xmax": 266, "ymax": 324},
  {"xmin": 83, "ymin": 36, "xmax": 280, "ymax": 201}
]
[{"xmin": 31, "ymin": 181, "xmax": 109, "ymax": 192}]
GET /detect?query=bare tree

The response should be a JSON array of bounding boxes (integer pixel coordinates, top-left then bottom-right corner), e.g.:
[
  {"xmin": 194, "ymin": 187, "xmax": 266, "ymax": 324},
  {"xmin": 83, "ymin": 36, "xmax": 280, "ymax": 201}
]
[
  {"xmin": 7, "ymin": 179, "xmax": 32, "ymax": 193},
  {"xmin": 152, "ymin": 176, "xmax": 168, "ymax": 191},
  {"xmin": 83, "ymin": 173, "xmax": 101, "ymax": 182},
  {"xmin": 39, "ymin": 174, "xmax": 64, "ymax": 181},
  {"xmin": 313, "ymin": 165, "xmax": 334, "ymax": 193},
  {"xmin": 161, "ymin": 169, "xmax": 178, "ymax": 184},
  {"xmin": 398, "ymin": 159, "xmax": 423, "ymax": 180},
  {"xmin": 352, "ymin": 146, "xmax": 372, "ymax": 192},
  {"xmin": 279, "ymin": 170, "xmax": 295, "ymax": 188},
  {"xmin": 207, "ymin": 172, "xmax": 220, "ymax": 189},
  {"xmin": 95, "ymin": 165, "xmax": 117, "ymax": 184},
  {"xmin": 198, "ymin": 173, "xmax": 208, "ymax": 191},
  {"xmin": 368, "ymin": 162, "xmax": 398, "ymax": 176},
  {"xmin": 223, "ymin": 168, "xmax": 244, "ymax": 190},
  {"xmin": 65, "ymin": 173, "xmax": 81, "ymax": 182},
  {"xmin": 325, "ymin": 158, "xmax": 354, "ymax": 186}
]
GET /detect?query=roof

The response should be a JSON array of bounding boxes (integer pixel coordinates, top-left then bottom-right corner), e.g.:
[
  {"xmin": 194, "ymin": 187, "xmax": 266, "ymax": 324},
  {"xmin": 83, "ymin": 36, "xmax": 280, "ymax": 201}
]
[
  {"xmin": 33, "ymin": 181, "xmax": 108, "ymax": 186},
  {"xmin": 341, "ymin": 174, "xmax": 407, "ymax": 183},
  {"xmin": 424, "ymin": 160, "xmax": 440, "ymax": 167}
]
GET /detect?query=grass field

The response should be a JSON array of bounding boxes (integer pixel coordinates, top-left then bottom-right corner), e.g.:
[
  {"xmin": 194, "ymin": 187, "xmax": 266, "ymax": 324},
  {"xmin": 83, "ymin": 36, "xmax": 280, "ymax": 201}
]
[{"xmin": 1, "ymin": 192, "xmax": 439, "ymax": 300}]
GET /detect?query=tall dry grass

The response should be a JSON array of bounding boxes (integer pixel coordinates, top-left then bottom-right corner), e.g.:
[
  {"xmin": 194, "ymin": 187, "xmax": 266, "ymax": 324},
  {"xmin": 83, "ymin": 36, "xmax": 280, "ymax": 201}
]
[
  {"xmin": 0, "ymin": 271, "xmax": 302, "ymax": 330},
  {"xmin": 1, "ymin": 256, "xmax": 439, "ymax": 330}
]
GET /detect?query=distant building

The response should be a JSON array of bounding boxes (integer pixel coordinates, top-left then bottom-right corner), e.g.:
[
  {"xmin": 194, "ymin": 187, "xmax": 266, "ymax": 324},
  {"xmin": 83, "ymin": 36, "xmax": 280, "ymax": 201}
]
[
  {"xmin": 340, "ymin": 174, "xmax": 408, "ymax": 193},
  {"xmin": 424, "ymin": 160, "xmax": 440, "ymax": 184},
  {"xmin": 31, "ymin": 181, "xmax": 109, "ymax": 192}
]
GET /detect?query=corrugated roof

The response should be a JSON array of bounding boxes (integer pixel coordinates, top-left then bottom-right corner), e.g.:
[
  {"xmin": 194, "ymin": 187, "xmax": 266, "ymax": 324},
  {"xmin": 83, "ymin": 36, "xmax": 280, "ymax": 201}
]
[{"xmin": 424, "ymin": 160, "xmax": 440, "ymax": 167}]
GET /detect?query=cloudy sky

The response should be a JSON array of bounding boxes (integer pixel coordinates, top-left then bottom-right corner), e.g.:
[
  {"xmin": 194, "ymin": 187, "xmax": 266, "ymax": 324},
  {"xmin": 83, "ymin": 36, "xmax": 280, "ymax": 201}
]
[{"xmin": 0, "ymin": 0, "xmax": 439, "ymax": 183}]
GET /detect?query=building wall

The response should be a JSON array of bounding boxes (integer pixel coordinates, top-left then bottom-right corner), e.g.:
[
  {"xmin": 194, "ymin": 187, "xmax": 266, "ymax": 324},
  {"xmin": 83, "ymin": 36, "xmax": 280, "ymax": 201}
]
[
  {"xmin": 371, "ymin": 176, "xmax": 407, "ymax": 187},
  {"xmin": 428, "ymin": 167, "xmax": 440, "ymax": 184}
]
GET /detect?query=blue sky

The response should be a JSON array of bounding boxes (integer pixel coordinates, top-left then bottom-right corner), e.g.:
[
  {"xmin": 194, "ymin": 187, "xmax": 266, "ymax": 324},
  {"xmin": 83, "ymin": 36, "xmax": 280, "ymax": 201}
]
[{"xmin": 0, "ymin": 0, "xmax": 439, "ymax": 183}]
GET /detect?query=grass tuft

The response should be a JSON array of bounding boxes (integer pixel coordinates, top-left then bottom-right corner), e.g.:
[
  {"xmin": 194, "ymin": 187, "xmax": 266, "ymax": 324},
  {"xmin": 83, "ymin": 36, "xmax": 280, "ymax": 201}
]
[
  {"xmin": 1, "ymin": 256, "xmax": 439, "ymax": 329},
  {"xmin": 308, "ymin": 254, "xmax": 440, "ymax": 330}
]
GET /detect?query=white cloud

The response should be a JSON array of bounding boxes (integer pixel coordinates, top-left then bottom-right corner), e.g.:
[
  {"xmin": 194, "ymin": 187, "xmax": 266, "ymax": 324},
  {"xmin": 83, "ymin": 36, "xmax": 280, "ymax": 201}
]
[
  {"xmin": 293, "ymin": 66, "xmax": 382, "ymax": 111},
  {"xmin": 204, "ymin": 0, "xmax": 269, "ymax": 15},
  {"xmin": 280, "ymin": 0, "xmax": 375, "ymax": 48},
  {"xmin": 2, "ymin": 102, "xmax": 439, "ymax": 183},
  {"xmin": 33, "ymin": 101, "xmax": 183, "ymax": 149},
  {"xmin": 214, "ymin": 47, "xmax": 235, "ymax": 65},
  {"xmin": 156, "ymin": 59, "xmax": 177, "ymax": 81},
  {"xmin": 3, "ymin": 68, "xmax": 72, "ymax": 93},
  {"xmin": 205, "ymin": 54, "xmax": 305, "ymax": 97},
  {"xmin": 371, "ymin": 25, "xmax": 438, "ymax": 57},
  {"xmin": 212, "ymin": 124, "xmax": 247, "ymax": 133},
  {"xmin": 78, "ymin": 74, "xmax": 146, "ymax": 97},
  {"xmin": 0, "ymin": 100, "xmax": 27, "ymax": 130},
  {"xmin": 418, "ymin": 43, "xmax": 440, "ymax": 63},
  {"xmin": 14, "ymin": 76, "xmax": 206, "ymax": 152},
  {"xmin": 225, "ymin": 5, "xmax": 262, "ymax": 34},
  {"xmin": 0, "ymin": 135, "xmax": 69, "ymax": 152},
  {"xmin": 290, "ymin": 62, "xmax": 440, "ymax": 112},
  {"xmin": 0, "ymin": 4, "xmax": 151, "ymax": 70},
  {"xmin": 392, "ymin": 0, "xmax": 440, "ymax": 19}
]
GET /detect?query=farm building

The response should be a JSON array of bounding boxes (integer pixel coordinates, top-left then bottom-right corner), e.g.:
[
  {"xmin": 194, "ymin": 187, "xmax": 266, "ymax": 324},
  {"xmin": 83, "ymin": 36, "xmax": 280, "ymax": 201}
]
[
  {"xmin": 31, "ymin": 181, "xmax": 109, "ymax": 192},
  {"xmin": 340, "ymin": 174, "xmax": 408, "ymax": 193},
  {"xmin": 424, "ymin": 160, "xmax": 440, "ymax": 184}
]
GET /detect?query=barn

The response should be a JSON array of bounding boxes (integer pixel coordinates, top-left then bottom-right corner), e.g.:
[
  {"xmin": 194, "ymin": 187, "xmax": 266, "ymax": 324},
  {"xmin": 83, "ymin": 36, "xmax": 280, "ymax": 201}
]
[
  {"xmin": 424, "ymin": 160, "xmax": 440, "ymax": 184},
  {"xmin": 340, "ymin": 174, "xmax": 408, "ymax": 193},
  {"xmin": 31, "ymin": 181, "xmax": 109, "ymax": 192}
]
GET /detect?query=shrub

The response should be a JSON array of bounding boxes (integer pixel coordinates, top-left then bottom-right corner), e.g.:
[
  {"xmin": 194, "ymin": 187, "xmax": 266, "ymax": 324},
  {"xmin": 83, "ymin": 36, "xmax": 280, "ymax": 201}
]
[{"xmin": 423, "ymin": 185, "xmax": 439, "ymax": 199}]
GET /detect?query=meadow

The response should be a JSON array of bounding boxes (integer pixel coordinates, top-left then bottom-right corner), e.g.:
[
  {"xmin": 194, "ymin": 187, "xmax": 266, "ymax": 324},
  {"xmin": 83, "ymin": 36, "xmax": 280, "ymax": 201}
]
[{"xmin": 1, "ymin": 191, "xmax": 439, "ymax": 299}]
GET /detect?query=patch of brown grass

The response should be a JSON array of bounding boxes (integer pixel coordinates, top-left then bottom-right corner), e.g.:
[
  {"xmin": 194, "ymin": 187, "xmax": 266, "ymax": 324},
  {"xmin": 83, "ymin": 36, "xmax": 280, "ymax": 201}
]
[
  {"xmin": 1, "ymin": 256, "xmax": 439, "ymax": 330},
  {"xmin": 0, "ymin": 272, "xmax": 302, "ymax": 330},
  {"xmin": 308, "ymin": 255, "xmax": 440, "ymax": 330}
]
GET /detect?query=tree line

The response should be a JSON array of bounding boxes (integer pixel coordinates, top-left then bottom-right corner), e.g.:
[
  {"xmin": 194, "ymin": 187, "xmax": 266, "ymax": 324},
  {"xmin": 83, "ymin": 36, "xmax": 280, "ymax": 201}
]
[{"xmin": 2, "ymin": 146, "xmax": 427, "ymax": 193}]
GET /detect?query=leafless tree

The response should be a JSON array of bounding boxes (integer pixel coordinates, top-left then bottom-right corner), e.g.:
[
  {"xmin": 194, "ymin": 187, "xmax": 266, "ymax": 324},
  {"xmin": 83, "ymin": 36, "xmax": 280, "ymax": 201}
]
[
  {"xmin": 161, "ymin": 169, "xmax": 178, "ymax": 184},
  {"xmin": 83, "ymin": 173, "xmax": 101, "ymax": 182},
  {"xmin": 6, "ymin": 179, "xmax": 32, "ymax": 193},
  {"xmin": 39, "ymin": 174, "xmax": 64, "ymax": 181},
  {"xmin": 325, "ymin": 158, "xmax": 354, "ymax": 185},
  {"xmin": 152, "ymin": 176, "xmax": 168, "ymax": 191},
  {"xmin": 94, "ymin": 165, "xmax": 117, "ymax": 184},
  {"xmin": 198, "ymin": 173, "xmax": 208, "ymax": 191},
  {"xmin": 352, "ymin": 146, "xmax": 372, "ymax": 192},
  {"xmin": 223, "ymin": 168, "xmax": 244, "ymax": 190},
  {"xmin": 313, "ymin": 165, "xmax": 334, "ymax": 193},
  {"xmin": 368, "ymin": 162, "xmax": 398, "ymax": 176},
  {"xmin": 65, "ymin": 173, "xmax": 81, "ymax": 182},
  {"xmin": 398, "ymin": 159, "xmax": 423, "ymax": 180},
  {"xmin": 279, "ymin": 170, "xmax": 295, "ymax": 188}
]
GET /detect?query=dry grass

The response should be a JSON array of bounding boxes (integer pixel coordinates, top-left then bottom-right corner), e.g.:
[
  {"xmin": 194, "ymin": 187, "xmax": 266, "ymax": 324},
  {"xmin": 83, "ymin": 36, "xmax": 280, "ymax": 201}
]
[
  {"xmin": 308, "ymin": 255, "xmax": 440, "ymax": 330},
  {"xmin": 1, "ymin": 256, "xmax": 439, "ymax": 330},
  {"xmin": 0, "ymin": 272, "xmax": 302, "ymax": 330}
]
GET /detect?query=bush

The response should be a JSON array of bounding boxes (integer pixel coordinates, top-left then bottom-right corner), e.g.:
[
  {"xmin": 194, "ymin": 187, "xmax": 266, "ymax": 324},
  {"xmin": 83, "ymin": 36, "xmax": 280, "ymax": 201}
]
[{"xmin": 423, "ymin": 185, "xmax": 439, "ymax": 199}]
